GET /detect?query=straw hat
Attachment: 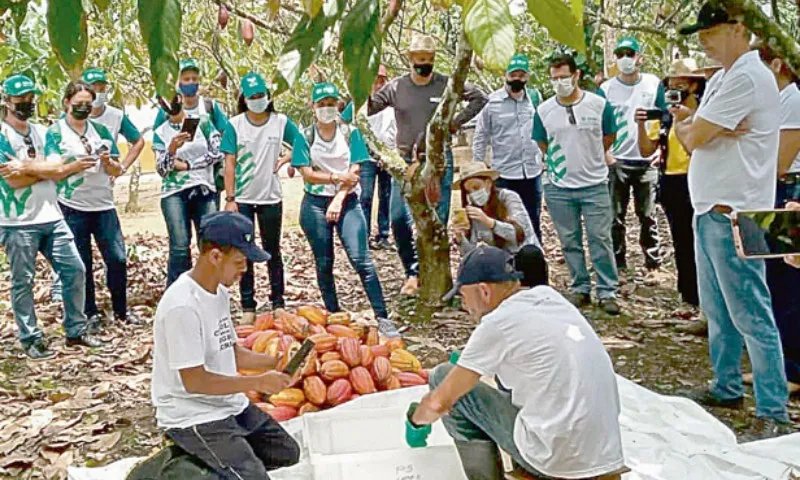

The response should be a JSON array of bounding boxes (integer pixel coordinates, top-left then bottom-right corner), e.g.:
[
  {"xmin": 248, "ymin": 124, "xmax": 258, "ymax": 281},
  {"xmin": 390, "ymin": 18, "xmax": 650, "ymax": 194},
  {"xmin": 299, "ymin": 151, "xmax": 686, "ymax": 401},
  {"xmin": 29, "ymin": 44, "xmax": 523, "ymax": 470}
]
[
  {"xmin": 407, "ymin": 34, "xmax": 436, "ymax": 55},
  {"xmin": 454, "ymin": 162, "xmax": 499, "ymax": 190},
  {"xmin": 695, "ymin": 57, "xmax": 724, "ymax": 73},
  {"xmin": 666, "ymin": 58, "xmax": 704, "ymax": 78}
]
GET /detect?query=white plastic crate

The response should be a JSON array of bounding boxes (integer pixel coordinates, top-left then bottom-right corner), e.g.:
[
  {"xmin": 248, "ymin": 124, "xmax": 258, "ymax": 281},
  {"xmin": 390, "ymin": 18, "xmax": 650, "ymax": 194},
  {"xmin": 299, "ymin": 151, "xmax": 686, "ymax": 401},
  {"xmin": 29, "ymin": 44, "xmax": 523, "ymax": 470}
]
[{"xmin": 310, "ymin": 445, "xmax": 468, "ymax": 480}]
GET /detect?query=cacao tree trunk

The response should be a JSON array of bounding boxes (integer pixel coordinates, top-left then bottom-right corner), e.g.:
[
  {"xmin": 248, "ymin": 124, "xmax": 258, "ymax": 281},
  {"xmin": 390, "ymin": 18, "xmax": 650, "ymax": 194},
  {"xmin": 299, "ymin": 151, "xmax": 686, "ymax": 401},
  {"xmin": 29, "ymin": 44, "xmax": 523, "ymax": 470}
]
[{"xmin": 125, "ymin": 159, "xmax": 141, "ymax": 213}]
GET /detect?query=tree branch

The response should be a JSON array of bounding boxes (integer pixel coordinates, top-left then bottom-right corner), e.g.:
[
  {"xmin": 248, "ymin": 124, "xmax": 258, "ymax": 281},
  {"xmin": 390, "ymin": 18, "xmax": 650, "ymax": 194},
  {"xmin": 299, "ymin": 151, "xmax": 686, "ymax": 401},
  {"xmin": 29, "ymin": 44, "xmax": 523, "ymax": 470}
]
[{"xmin": 209, "ymin": 0, "xmax": 291, "ymax": 35}]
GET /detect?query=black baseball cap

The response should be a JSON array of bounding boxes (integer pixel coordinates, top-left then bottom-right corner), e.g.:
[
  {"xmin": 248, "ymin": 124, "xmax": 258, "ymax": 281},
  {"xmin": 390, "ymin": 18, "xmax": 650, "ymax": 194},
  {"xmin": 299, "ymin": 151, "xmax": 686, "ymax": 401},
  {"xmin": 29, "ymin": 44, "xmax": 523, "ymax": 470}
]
[
  {"xmin": 679, "ymin": 3, "xmax": 737, "ymax": 35},
  {"xmin": 442, "ymin": 246, "xmax": 523, "ymax": 301},
  {"xmin": 198, "ymin": 212, "xmax": 270, "ymax": 263}
]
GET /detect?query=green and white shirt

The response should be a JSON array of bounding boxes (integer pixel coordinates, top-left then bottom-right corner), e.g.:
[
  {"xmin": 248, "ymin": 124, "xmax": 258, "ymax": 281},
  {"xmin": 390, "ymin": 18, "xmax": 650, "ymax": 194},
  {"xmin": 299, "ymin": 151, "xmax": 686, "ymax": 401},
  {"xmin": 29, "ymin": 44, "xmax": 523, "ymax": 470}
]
[
  {"xmin": 0, "ymin": 123, "xmax": 62, "ymax": 226},
  {"xmin": 599, "ymin": 74, "xmax": 666, "ymax": 162},
  {"xmin": 45, "ymin": 118, "xmax": 120, "ymax": 212},
  {"xmin": 92, "ymin": 105, "xmax": 142, "ymax": 145},
  {"xmin": 291, "ymin": 125, "xmax": 369, "ymax": 197},
  {"xmin": 533, "ymin": 92, "xmax": 618, "ymax": 189},
  {"xmin": 153, "ymin": 116, "xmax": 219, "ymax": 198},
  {"xmin": 220, "ymin": 113, "xmax": 307, "ymax": 205}
]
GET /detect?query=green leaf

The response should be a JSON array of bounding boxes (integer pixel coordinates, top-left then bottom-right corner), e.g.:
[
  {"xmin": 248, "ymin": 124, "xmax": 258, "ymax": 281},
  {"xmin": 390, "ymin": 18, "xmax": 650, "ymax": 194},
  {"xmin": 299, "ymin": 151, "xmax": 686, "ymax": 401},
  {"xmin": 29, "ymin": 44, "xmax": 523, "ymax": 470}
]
[
  {"xmin": 527, "ymin": 0, "xmax": 585, "ymax": 53},
  {"xmin": 463, "ymin": 0, "xmax": 515, "ymax": 71},
  {"xmin": 137, "ymin": 0, "xmax": 182, "ymax": 98},
  {"xmin": 93, "ymin": 0, "xmax": 111, "ymax": 11},
  {"xmin": 302, "ymin": 0, "xmax": 323, "ymax": 18},
  {"xmin": 46, "ymin": 0, "xmax": 87, "ymax": 77},
  {"xmin": 340, "ymin": 0, "xmax": 381, "ymax": 111},
  {"xmin": 569, "ymin": 0, "xmax": 583, "ymax": 22}
]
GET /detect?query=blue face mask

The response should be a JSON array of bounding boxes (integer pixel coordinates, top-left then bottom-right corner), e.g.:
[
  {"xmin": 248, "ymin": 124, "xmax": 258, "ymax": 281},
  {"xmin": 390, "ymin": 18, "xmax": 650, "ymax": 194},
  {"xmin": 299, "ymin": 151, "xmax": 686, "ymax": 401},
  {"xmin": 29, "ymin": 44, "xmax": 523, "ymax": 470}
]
[{"xmin": 179, "ymin": 82, "xmax": 199, "ymax": 97}]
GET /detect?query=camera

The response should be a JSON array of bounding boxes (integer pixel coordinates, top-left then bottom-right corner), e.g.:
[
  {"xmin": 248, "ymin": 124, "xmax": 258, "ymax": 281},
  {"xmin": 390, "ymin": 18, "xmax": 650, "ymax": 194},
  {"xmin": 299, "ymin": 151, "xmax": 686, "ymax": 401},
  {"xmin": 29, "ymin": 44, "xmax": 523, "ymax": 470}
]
[{"xmin": 665, "ymin": 89, "xmax": 683, "ymax": 105}]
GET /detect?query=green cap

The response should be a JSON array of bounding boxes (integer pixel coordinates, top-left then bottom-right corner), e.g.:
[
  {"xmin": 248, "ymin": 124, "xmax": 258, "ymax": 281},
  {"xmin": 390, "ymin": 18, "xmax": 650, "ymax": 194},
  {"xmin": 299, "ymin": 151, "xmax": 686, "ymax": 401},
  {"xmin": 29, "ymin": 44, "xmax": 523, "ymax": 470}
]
[
  {"xmin": 179, "ymin": 58, "xmax": 200, "ymax": 74},
  {"xmin": 506, "ymin": 54, "xmax": 530, "ymax": 74},
  {"xmin": 2, "ymin": 74, "xmax": 42, "ymax": 97},
  {"xmin": 614, "ymin": 37, "xmax": 640, "ymax": 54},
  {"xmin": 82, "ymin": 68, "xmax": 108, "ymax": 84},
  {"xmin": 311, "ymin": 82, "xmax": 340, "ymax": 103},
  {"xmin": 240, "ymin": 72, "xmax": 269, "ymax": 98}
]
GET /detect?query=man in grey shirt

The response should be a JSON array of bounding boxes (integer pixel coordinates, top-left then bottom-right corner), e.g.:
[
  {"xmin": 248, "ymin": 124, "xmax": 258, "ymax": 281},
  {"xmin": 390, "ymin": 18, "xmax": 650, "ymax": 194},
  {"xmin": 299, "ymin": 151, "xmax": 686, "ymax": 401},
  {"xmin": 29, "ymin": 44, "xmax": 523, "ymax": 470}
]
[
  {"xmin": 368, "ymin": 34, "xmax": 487, "ymax": 295},
  {"xmin": 473, "ymin": 54, "xmax": 543, "ymax": 239}
]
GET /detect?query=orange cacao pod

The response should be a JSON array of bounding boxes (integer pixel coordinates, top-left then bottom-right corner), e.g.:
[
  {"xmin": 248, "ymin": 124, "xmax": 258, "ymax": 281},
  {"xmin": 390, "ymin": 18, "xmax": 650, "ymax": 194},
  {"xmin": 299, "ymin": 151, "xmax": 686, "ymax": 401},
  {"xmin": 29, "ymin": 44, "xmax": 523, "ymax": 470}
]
[
  {"xmin": 309, "ymin": 333, "xmax": 337, "ymax": 353},
  {"xmin": 269, "ymin": 388, "xmax": 305, "ymax": 408},
  {"xmin": 283, "ymin": 315, "xmax": 310, "ymax": 340},
  {"xmin": 267, "ymin": 406, "xmax": 297, "ymax": 422},
  {"xmin": 296, "ymin": 305, "xmax": 328, "ymax": 326},
  {"xmin": 255, "ymin": 402, "xmax": 272, "ymax": 413},
  {"xmin": 245, "ymin": 391, "xmax": 262, "ymax": 403},
  {"xmin": 320, "ymin": 351, "xmax": 342, "ymax": 363},
  {"xmin": 301, "ymin": 351, "xmax": 318, "ymax": 377},
  {"xmin": 366, "ymin": 327, "xmax": 379, "ymax": 346},
  {"xmin": 303, "ymin": 376, "xmax": 327, "ymax": 405},
  {"xmin": 339, "ymin": 338, "xmax": 362, "ymax": 367},
  {"xmin": 251, "ymin": 330, "xmax": 279, "ymax": 353},
  {"xmin": 327, "ymin": 378, "xmax": 353, "ymax": 406},
  {"xmin": 298, "ymin": 403, "xmax": 320, "ymax": 416},
  {"xmin": 319, "ymin": 360, "xmax": 350, "ymax": 382},
  {"xmin": 310, "ymin": 324, "xmax": 327, "ymax": 335},
  {"xmin": 243, "ymin": 330, "xmax": 262, "ymax": 349},
  {"xmin": 384, "ymin": 338, "xmax": 406, "ymax": 351},
  {"xmin": 397, "ymin": 372, "xmax": 427, "ymax": 387},
  {"xmin": 254, "ymin": 313, "xmax": 274, "ymax": 331},
  {"xmin": 384, "ymin": 375, "xmax": 402, "ymax": 390},
  {"xmin": 370, "ymin": 345, "xmax": 390, "ymax": 358},
  {"xmin": 360, "ymin": 345, "xmax": 375, "ymax": 368},
  {"xmin": 350, "ymin": 366, "xmax": 377, "ymax": 394},
  {"xmin": 327, "ymin": 325, "xmax": 360, "ymax": 338},
  {"xmin": 371, "ymin": 356, "xmax": 392, "ymax": 385},
  {"xmin": 351, "ymin": 323, "xmax": 368, "ymax": 341},
  {"xmin": 235, "ymin": 325, "xmax": 255, "ymax": 338},
  {"xmin": 272, "ymin": 317, "xmax": 284, "ymax": 331},
  {"xmin": 390, "ymin": 349, "xmax": 422, "ymax": 372},
  {"xmin": 327, "ymin": 312, "xmax": 351, "ymax": 326}
]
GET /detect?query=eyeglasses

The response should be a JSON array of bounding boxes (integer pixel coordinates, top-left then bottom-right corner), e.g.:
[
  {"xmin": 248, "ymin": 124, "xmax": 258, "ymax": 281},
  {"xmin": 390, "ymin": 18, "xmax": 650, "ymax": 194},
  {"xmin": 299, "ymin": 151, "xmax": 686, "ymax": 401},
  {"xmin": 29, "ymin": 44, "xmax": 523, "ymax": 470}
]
[
  {"xmin": 23, "ymin": 135, "xmax": 35, "ymax": 159},
  {"xmin": 79, "ymin": 135, "xmax": 92, "ymax": 155},
  {"xmin": 566, "ymin": 105, "xmax": 576, "ymax": 125},
  {"xmin": 615, "ymin": 51, "xmax": 636, "ymax": 59}
]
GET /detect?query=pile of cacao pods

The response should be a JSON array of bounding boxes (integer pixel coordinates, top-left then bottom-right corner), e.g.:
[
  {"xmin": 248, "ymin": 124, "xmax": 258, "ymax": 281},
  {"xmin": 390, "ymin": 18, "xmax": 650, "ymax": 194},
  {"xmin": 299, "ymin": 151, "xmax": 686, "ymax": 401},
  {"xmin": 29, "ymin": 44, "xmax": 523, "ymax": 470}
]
[{"xmin": 234, "ymin": 306, "xmax": 428, "ymax": 422}]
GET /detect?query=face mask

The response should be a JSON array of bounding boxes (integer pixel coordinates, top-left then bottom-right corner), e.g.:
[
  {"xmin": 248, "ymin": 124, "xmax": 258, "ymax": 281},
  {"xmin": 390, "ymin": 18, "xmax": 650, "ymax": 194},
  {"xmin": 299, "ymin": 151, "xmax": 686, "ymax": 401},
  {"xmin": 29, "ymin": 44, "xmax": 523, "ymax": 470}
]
[
  {"xmin": 92, "ymin": 92, "xmax": 107, "ymax": 108},
  {"xmin": 616, "ymin": 57, "xmax": 637, "ymax": 75},
  {"xmin": 550, "ymin": 78, "xmax": 575, "ymax": 98},
  {"xmin": 413, "ymin": 63, "xmax": 434, "ymax": 77},
  {"xmin": 70, "ymin": 104, "xmax": 92, "ymax": 120},
  {"xmin": 246, "ymin": 97, "xmax": 269, "ymax": 114},
  {"xmin": 179, "ymin": 82, "xmax": 200, "ymax": 97},
  {"xmin": 506, "ymin": 79, "xmax": 526, "ymax": 93},
  {"xmin": 11, "ymin": 101, "xmax": 35, "ymax": 120},
  {"xmin": 468, "ymin": 188, "xmax": 490, "ymax": 207},
  {"xmin": 315, "ymin": 106, "xmax": 339, "ymax": 124}
]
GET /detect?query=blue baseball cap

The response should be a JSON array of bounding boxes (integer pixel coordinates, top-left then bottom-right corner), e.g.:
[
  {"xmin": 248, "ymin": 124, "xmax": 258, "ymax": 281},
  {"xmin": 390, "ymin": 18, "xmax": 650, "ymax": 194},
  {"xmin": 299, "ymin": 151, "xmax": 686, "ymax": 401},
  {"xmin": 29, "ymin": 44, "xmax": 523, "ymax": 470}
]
[
  {"xmin": 443, "ymin": 246, "xmax": 523, "ymax": 301},
  {"xmin": 198, "ymin": 212, "xmax": 270, "ymax": 262}
]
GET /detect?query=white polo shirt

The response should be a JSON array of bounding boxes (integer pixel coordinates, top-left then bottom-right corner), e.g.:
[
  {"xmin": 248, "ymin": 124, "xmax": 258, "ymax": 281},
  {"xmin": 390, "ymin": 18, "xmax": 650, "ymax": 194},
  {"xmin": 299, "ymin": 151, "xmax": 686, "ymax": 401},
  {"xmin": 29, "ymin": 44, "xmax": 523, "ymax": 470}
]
[
  {"xmin": 689, "ymin": 51, "xmax": 779, "ymax": 214},
  {"xmin": 458, "ymin": 286, "xmax": 624, "ymax": 479},
  {"xmin": 600, "ymin": 73, "xmax": 664, "ymax": 161},
  {"xmin": 779, "ymin": 82, "xmax": 800, "ymax": 174}
]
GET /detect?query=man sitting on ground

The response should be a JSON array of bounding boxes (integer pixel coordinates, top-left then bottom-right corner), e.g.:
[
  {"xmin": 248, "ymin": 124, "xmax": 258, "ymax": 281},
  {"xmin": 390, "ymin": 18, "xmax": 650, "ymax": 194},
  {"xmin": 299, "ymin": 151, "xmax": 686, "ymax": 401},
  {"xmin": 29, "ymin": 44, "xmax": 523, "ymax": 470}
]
[
  {"xmin": 406, "ymin": 245, "xmax": 625, "ymax": 480},
  {"xmin": 151, "ymin": 211, "xmax": 299, "ymax": 479}
]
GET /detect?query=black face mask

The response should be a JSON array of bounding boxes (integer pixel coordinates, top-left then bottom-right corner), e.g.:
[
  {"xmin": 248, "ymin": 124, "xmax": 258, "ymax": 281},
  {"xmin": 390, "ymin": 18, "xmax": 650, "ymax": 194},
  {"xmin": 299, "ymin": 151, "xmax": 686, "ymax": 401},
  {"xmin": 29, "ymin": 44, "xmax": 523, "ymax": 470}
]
[
  {"xmin": 414, "ymin": 63, "xmax": 434, "ymax": 77},
  {"xmin": 70, "ymin": 105, "xmax": 92, "ymax": 120},
  {"xmin": 506, "ymin": 79, "xmax": 526, "ymax": 93},
  {"xmin": 11, "ymin": 101, "xmax": 36, "ymax": 120}
]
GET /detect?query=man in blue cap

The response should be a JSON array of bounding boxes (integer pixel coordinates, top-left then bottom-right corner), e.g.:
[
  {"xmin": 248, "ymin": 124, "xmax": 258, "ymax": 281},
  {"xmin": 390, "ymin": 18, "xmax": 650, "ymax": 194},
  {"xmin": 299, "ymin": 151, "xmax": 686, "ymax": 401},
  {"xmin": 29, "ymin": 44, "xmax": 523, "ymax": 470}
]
[
  {"xmin": 151, "ymin": 211, "xmax": 300, "ymax": 479},
  {"xmin": 406, "ymin": 245, "xmax": 624, "ymax": 479}
]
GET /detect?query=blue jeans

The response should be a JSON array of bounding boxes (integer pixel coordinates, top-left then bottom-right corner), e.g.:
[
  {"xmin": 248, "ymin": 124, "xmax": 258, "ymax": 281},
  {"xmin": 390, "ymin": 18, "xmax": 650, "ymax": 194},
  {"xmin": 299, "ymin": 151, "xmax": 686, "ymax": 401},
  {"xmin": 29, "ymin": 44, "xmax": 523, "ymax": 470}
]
[
  {"xmin": 0, "ymin": 220, "xmax": 88, "ymax": 343},
  {"xmin": 694, "ymin": 211, "xmax": 789, "ymax": 421},
  {"xmin": 359, "ymin": 161, "xmax": 391, "ymax": 241},
  {"xmin": 429, "ymin": 364, "xmax": 545, "ymax": 478},
  {"xmin": 237, "ymin": 202, "xmax": 285, "ymax": 311},
  {"xmin": 299, "ymin": 193, "xmax": 388, "ymax": 319},
  {"xmin": 544, "ymin": 182, "xmax": 618, "ymax": 299},
  {"xmin": 161, "ymin": 185, "xmax": 218, "ymax": 287},
  {"xmin": 60, "ymin": 204, "xmax": 128, "ymax": 318},
  {"xmin": 496, "ymin": 175, "xmax": 542, "ymax": 241},
  {"xmin": 438, "ymin": 150, "xmax": 455, "ymax": 225}
]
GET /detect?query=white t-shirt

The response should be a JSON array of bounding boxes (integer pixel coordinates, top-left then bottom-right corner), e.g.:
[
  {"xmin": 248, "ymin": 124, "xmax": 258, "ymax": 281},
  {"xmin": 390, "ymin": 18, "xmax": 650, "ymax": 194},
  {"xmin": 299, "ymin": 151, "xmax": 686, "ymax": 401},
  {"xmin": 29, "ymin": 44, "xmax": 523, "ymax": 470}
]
[
  {"xmin": 0, "ymin": 122, "xmax": 62, "ymax": 226},
  {"xmin": 690, "ymin": 51, "xmax": 779, "ymax": 214},
  {"xmin": 458, "ymin": 287, "xmax": 624, "ymax": 479},
  {"xmin": 779, "ymin": 83, "xmax": 800, "ymax": 174},
  {"xmin": 151, "ymin": 272, "xmax": 249, "ymax": 429},
  {"xmin": 368, "ymin": 107, "xmax": 397, "ymax": 151},
  {"xmin": 533, "ymin": 91, "xmax": 618, "ymax": 189},
  {"xmin": 153, "ymin": 119, "xmax": 217, "ymax": 198},
  {"xmin": 45, "ymin": 119, "xmax": 118, "ymax": 212},
  {"xmin": 299, "ymin": 126, "xmax": 370, "ymax": 197},
  {"xmin": 600, "ymin": 74, "xmax": 663, "ymax": 161}
]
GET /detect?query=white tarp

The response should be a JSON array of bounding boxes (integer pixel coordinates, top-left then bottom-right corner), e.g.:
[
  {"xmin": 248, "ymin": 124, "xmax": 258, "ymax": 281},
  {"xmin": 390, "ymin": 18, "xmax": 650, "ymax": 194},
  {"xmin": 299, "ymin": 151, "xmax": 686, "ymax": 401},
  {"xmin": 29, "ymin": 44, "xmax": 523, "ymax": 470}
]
[{"xmin": 68, "ymin": 376, "xmax": 800, "ymax": 480}]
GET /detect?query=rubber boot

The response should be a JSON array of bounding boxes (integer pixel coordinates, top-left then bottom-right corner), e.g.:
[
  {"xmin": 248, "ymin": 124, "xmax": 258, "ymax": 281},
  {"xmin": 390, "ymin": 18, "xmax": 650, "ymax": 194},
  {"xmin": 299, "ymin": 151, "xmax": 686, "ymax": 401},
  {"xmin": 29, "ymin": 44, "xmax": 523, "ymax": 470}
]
[{"xmin": 454, "ymin": 439, "xmax": 504, "ymax": 480}]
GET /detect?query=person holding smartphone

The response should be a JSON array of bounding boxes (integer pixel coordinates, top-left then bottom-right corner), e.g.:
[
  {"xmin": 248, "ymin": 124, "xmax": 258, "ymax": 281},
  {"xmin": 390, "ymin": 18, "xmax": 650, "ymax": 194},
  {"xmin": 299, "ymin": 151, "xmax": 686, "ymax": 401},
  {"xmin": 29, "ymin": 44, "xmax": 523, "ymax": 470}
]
[
  {"xmin": 153, "ymin": 91, "xmax": 223, "ymax": 287},
  {"xmin": 220, "ymin": 72, "xmax": 307, "ymax": 323},
  {"xmin": 45, "ymin": 80, "xmax": 142, "ymax": 330}
]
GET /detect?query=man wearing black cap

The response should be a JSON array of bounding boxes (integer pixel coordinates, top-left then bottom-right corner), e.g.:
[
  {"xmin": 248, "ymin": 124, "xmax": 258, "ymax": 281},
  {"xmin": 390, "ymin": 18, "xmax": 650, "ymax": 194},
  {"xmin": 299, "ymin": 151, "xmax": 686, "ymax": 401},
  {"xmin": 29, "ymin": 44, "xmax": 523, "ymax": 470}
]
[
  {"xmin": 405, "ymin": 246, "xmax": 624, "ymax": 480},
  {"xmin": 151, "ymin": 211, "xmax": 299, "ymax": 479},
  {"xmin": 674, "ymin": 3, "xmax": 792, "ymax": 438}
]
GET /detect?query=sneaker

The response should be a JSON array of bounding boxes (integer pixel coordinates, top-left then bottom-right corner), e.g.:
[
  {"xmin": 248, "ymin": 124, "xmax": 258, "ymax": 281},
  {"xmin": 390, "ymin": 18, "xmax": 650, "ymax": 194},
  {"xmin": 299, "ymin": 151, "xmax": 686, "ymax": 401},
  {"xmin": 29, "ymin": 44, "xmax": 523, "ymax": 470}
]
[
  {"xmin": 565, "ymin": 293, "xmax": 591, "ymax": 308},
  {"xmin": 373, "ymin": 238, "xmax": 393, "ymax": 251},
  {"xmin": 678, "ymin": 388, "xmax": 744, "ymax": 409},
  {"xmin": 599, "ymin": 298, "xmax": 621, "ymax": 316},
  {"xmin": 400, "ymin": 277, "xmax": 419, "ymax": 296},
  {"xmin": 66, "ymin": 333, "xmax": 107, "ymax": 348},
  {"xmin": 241, "ymin": 311, "xmax": 256, "ymax": 325},
  {"xmin": 23, "ymin": 339, "xmax": 55, "ymax": 360},
  {"xmin": 377, "ymin": 318, "xmax": 401, "ymax": 338},
  {"xmin": 115, "ymin": 313, "xmax": 144, "ymax": 326},
  {"xmin": 86, "ymin": 313, "xmax": 104, "ymax": 335},
  {"xmin": 742, "ymin": 418, "xmax": 795, "ymax": 441}
]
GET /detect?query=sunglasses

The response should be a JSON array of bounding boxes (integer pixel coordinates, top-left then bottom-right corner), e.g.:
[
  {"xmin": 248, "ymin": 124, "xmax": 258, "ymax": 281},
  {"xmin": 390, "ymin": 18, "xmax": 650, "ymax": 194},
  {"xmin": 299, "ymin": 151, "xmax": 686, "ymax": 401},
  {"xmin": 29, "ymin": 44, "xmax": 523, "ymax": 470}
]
[
  {"xmin": 23, "ymin": 135, "xmax": 36, "ymax": 159},
  {"xmin": 615, "ymin": 51, "xmax": 636, "ymax": 59},
  {"xmin": 566, "ymin": 105, "xmax": 576, "ymax": 126},
  {"xmin": 79, "ymin": 135, "xmax": 92, "ymax": 155}
]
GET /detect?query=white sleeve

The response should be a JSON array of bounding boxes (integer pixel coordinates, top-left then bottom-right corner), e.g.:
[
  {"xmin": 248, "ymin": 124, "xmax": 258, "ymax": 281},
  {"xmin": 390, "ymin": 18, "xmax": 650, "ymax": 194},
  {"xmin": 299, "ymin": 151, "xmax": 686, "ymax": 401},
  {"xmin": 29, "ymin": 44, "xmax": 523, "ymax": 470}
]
[
  {"xmin": 696, "ymin": 73, "xmax": 755, "ymax": 131},
  {"xmin": 780, "ymin": 93, "xmax": 800, "ymax": 130},
  {"xmin": 163, "ymin": 306, "xmax": 206, "ymax": 370},
  {"xmin": 458, "ymin": 321, "xmax": 505, "ymax": 377}
]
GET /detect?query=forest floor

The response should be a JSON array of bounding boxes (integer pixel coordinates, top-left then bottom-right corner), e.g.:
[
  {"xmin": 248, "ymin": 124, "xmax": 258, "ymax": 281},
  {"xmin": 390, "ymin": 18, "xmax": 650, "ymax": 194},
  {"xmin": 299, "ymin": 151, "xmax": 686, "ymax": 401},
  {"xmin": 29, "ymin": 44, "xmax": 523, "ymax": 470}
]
[{"xmin": 0, "ymin": 176, "xmax": 798, "ymax": 479}]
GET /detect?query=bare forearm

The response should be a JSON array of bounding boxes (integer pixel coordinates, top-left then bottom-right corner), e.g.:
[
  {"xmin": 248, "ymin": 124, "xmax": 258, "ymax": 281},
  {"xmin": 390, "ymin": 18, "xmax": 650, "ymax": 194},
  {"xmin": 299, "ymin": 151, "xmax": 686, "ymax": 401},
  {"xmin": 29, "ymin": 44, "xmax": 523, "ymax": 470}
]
[
  {"xmin": 413, "ymin": 366, "xmax": 480, "ymax": 425},
  {"xmin": 122, "ymin": 139, "xmax": 145, "ymax": 171},
  {"xmin": 674, "ymin": 119, "xmax": 694, "ymax": 153},
  {"xmin": 235, "ymin": 345, "xmax": 278, "ymax": 371},
  {"xmin": 299, "ymin": 167, "xmax": 337, "ymax": 185},
  {"xmin": 22, "ymin": 161, "xmax": 73, "ymax": 181},
  {"xmin": 637, "ymin": 125, "xmax": 658, "ymax": 157},
  {"xmin": 181, "ymin": 369, "xmax": 261, "ymax": 396},
  {"xmin": 224, "ymin": 155, "xmax": 236, "ymax": 195},
  {"xmin": 5, "ymin": 175, "xmax": 40, "ymax": 189}
]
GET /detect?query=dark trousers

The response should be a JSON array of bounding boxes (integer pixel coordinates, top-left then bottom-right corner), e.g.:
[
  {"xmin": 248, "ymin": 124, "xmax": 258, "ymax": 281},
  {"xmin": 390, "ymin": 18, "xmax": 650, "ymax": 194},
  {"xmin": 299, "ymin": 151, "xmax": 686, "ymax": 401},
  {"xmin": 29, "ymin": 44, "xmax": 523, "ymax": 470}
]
[
  {"xmin": 166, "ymin": 403, "xmax": 300, "ymax": 480},
  {"xmin": 359, "ymin": 161, "xmax": 392, "ymax": 241},
  {"xmin": 60, "ymin": 203, "xmax": 128, "ymax": 318},
  {"xmin": 496, "ymin": 175, "xmax": 542, "ymax": 241},
  {"xmin": 610, "ymin": 161, "xmax": 661, "ymax": 269},
  {"xmin": 237, "ymin": 202, "xmax": 285, "ymax": 311},
  {"xmin": 161, "ymin": 185, "xmax": 218, "ymax": 287},
  {"xmin": 659, "ymin": 174, "xmax": 699, "ymax": 306}
]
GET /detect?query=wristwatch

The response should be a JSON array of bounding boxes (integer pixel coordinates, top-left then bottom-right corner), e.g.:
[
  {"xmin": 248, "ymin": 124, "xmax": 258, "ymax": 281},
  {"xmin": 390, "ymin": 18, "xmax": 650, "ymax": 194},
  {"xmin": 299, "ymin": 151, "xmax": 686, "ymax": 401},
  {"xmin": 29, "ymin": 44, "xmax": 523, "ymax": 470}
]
[{"xmin": 225, "ymin": 195, "xmax": 236, "ymax": 203}]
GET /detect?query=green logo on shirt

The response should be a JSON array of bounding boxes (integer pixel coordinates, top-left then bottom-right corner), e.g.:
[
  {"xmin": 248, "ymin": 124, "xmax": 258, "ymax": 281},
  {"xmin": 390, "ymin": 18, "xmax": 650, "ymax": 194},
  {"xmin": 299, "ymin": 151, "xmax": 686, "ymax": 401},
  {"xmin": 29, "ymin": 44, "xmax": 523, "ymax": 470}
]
[
  {"xmin": 234, "ymin": 146, "xmax": 255, "ymax": 196},
  {"xmin": 0, "ymin": 180, "xmax": 33, "ymax": 218},
  {"xmin": 162, "ymin": 171, "xmax": 191, "ymax": 193},
  {"xmin": 611, "ymin": 107, "xmax": 628, "ymax": 153},
  {"xmin": 55, "ymin": 157, "xmax": 85, "ymax": 200},
  {"xmin": 545, "ymin": 137, "xmax": 567, "ymax": 183}
]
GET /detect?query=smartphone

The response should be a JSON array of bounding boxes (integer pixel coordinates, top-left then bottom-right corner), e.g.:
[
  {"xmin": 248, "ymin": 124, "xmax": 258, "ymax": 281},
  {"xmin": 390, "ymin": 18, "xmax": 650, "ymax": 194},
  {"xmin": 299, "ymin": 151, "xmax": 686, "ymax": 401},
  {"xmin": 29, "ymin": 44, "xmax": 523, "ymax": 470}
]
[
  {"xmin": 181, "ymin": 117, "xmax": 201, "ymax": 141},
  {"xmin": 645, "ymin": 109, "xmax": 665, "ymax": 120},
  {"xmin": 665, "ymin": 89, "xmax": 683, "ymax": 105},
  {"xmin": 282, "ymin": 339, "xmax": 316, "ymax": 376},
  {"xmin": 732, "ymin": 209, "xmax": 800, "ymax": 259}
]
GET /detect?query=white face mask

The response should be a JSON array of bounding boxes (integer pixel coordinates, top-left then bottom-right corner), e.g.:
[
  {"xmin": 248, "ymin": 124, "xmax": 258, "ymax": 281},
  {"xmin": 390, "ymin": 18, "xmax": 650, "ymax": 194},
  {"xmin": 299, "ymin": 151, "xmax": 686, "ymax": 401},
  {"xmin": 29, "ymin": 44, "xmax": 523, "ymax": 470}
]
[
  {"xmin": 550, "ymin": 77, "xmax": 576, "ymax": 98},
  {"xmin": 315, "ymin": 106, "xmax": 339, "ymax": 124},
  {"xmin": 468, "ymin": 188, "xmax": 490, "ymax": 207},
  {"xmin": 616, "ymin": 56, "xmax": 637, "ymax": 75},
  {"xmin": 246, "ymin": 97, "xmax": 269, "ymax": 114},
  {"xmin": 92, "ymin": 92, "xmax": 107, "ymax": 108}
]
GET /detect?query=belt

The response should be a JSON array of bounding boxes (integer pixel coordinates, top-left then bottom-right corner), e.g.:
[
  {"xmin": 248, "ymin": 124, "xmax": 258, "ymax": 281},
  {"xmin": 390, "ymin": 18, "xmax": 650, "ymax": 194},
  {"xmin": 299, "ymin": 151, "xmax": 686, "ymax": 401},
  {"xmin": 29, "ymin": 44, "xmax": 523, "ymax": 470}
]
[{"xmin": 712, "ymin": 205, "xmax": 733, "ymax": 215}]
